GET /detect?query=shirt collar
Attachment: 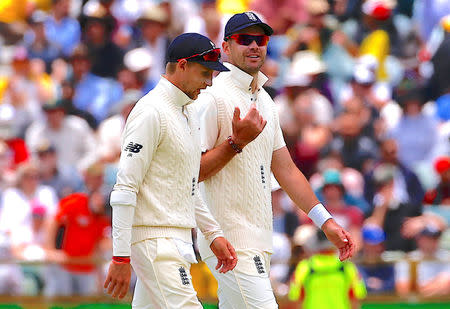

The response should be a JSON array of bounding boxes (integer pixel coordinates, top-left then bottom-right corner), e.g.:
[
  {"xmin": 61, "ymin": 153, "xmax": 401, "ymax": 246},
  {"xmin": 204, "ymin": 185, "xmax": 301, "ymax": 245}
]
[
  {"xmin": 223, "ymin": 62, "xmax": 268, "ymax": 92},
  {"xmin": 159, "ymin": 76, "xmax": 193, "ymax": 107}
]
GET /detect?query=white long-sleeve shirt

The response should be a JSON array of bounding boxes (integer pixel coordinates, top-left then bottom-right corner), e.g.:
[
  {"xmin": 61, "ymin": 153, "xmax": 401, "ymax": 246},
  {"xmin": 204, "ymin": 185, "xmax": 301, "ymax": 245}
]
[{"xmin": 110, "ymin": 77, "xmax": 223, "ymax": 256}]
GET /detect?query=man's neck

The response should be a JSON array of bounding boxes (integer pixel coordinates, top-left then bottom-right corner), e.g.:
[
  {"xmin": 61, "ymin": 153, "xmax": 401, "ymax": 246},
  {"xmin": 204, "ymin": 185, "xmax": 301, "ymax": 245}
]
[{"xmin": 250, "ymin": 73, "xmax": 259, "ymax": 93}]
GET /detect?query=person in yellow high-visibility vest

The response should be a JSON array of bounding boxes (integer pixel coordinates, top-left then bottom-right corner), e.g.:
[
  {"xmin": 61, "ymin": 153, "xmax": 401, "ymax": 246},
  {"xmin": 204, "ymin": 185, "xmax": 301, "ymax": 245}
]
[{"xmin": 289, "ymin": 227, "xmax": 366, "ymax": 309}]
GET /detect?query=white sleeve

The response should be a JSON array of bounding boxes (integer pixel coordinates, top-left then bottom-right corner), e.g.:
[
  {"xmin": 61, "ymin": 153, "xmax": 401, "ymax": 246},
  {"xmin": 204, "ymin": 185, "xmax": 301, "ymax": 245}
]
[
  {"xmin": 110, "ymin": 102, "xmax": 160, "ymax": 256},
  {"xmin": 194, "ymin": 188, "xmax": 224, "ymax": 245},
  {"xmin": 111, "ymin": 204, "xmax": 135, "ymax": 256},
  {"xmin": 196, "ymin": 93, "xmax": 219, "ymax": 152},
  {"xmin": 272, "ymin": 103, "xmax": 286, "ymax": 151},
  {"xmin": 113, "ymin": 103, "xmax": 160, "ymax": 194}
]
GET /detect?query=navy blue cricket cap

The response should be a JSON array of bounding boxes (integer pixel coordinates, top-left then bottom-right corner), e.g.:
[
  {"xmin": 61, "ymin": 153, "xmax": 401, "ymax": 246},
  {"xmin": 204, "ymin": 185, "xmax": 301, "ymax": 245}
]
[
  {"xmin": 167, "ymin": 33, "xmax": 229, "ymax": 72},
  {"xmin": 224, "ymin": 12, "xmax": 274, "ymax": 39}
]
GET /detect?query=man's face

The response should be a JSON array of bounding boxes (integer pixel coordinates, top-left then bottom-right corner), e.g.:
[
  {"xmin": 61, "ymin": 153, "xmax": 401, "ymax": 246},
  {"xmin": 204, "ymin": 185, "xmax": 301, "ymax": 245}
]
[
  {"xmin": 45, "ymin": 108, "xmax": 65, "ymax": 129},
  {"xmin": 381, "ymin": 139, "xmax": 398, "ymax": 163},
  {"xmin": 181, "ymin": 62, "xmax": 213, "ymax": 100},
  {"xmin": 223, "ymin": 25, "xmax": 267, "ymax": 75},
  {"xmin": 417, "ymin": 235, "xmax": 439, "ymax": 255}
]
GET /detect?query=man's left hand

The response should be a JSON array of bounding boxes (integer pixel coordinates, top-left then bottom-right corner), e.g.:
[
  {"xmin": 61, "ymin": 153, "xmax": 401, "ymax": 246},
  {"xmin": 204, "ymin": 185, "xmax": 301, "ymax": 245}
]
[
  {"xmin": 322, "ymin": 219, "xmax": 355, "ymax": 261},
  {"xmin": 210, "ymin": 237, "xmax": 237, "ymax": 273}
]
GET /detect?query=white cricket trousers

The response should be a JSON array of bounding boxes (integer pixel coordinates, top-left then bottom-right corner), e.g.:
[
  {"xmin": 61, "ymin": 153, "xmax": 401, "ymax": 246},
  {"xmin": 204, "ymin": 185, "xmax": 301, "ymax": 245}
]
[
  {"xmin": 131, "ymin": 238, "xmax": 203, "ymax": 309},
  {"xmin": 203, "ymin": 249, "xmax": 278, "ymax": 309}
]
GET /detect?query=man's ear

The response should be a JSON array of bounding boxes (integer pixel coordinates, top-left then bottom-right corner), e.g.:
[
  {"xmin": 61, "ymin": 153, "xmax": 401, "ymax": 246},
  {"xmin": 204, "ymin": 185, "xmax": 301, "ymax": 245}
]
[
  {"xmin": 222, "ymin": 40, "xmax": 231, "ymax": 57},
  {"xmin": 177, "ymin": 59, "xmax": 188, "ymax": 71}
]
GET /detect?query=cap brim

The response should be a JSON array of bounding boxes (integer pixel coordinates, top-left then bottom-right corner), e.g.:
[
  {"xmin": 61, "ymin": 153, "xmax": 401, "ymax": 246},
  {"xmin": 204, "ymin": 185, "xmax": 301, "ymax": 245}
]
[
  {"xmin": 225, "ymin": 22, "xmax": 274, "ymax": 38},
  {"xmin": 196, "ymin": 61, "xmax": 230, "ymax": 72}
]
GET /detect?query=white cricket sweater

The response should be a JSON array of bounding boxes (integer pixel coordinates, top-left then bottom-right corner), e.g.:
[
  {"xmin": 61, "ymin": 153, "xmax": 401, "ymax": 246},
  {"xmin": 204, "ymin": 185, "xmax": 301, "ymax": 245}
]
[
  {"xmin": 197, "ymin": 63, "xmax": 286, "ymax": 255},
  {"xmin": 112, "ymin": 78, "xmax": 214, "ymax": 245}
]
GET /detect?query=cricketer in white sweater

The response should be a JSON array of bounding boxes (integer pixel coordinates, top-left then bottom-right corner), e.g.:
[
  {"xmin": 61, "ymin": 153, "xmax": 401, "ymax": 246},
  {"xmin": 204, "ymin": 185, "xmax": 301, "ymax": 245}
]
[
  {"xmin": 110, "ymin": 77, "xmax": 224, "ymax": 256},
  {"xmin": 197, "ymin": 63, "xmax": 285, "ymax": 257}
]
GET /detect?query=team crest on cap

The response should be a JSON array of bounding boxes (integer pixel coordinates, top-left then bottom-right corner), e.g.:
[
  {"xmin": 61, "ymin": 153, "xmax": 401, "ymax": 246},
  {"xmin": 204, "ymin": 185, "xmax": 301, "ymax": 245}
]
[{"xmin": 245, "ymin": 12, "xmax": 257, "ymax": 21}]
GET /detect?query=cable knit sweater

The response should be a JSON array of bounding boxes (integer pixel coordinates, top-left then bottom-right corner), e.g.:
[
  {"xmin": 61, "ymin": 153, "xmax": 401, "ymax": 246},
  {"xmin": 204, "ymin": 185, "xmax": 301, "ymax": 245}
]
[
  {"xmin": 111, "ymin": 78, "xmax": 222, "ymax": 246},
  {"xmin": 197, "ymin": 63, "xmax": 286, "ymax": 256}
]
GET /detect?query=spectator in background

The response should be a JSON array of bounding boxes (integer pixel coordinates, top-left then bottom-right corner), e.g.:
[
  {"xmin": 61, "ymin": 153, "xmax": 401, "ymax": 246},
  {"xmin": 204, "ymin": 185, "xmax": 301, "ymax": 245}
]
[
  {"xmin": 389, "ymin": 87, "xmax": 440, "ymax": 171},
  {"xmin": 327, "ymin": 111, "xmax": 378, "ymax": 172},
  {"xmin": 283, "ymin": 0, "xmax": 331, "ymax": 56},
  {"xmin": 83, "ymin": 4, "xmax": 123, "ymax": 79},
  {"xmin": 276, "ymin": 52, "xmax": 333, "ymax": 177},
  {"xmin": 0, "ymin": 141, "xmax": 16, "ymax": 191},
  {"xmin": 81, "ymin": 162, "xmax": 111, "ymax": 204},
  {"xmin": 364, "ymin": 138, "xmax": 425, "ymax": 214},
  {"xmin": 358, "ymin": 0, "xmax": 400, "ymax": 80},
  {"xmin": 0, "ymin": 230, "xmax": 24, "ymax": 295},
  {"xmin": 251, "ymin": 0, "xmax": 308, "ymax": 36},
  {"xmin": 45, "ymin": 190, "xmax": 111, "ymax": 296},
  {"xmin": 310, "ymin": 169, "xmax": 364, "ymax": 250},
  {"xmin": 366, "ymin": 163, "xmax": 423, "ymax": 252},
  {"xmin": 2, "ymin": 47, "xmax": 43, "ymax": 137},
  {"xmin": 136, "ymin": 5, "xmax": 170, "ymax": 85},
  {"xmin": 357, "ymin": 224, "xmax": 395, "ymax": 294},
  {"xmin": 0, "ymin": 162, "xmax": 58, "ymax": 255},
  {"xmin": 69, "ymin": 44, "xmax": 122, "ymax": 123},
  {"xmin": 413, "ymin": 0, "xmax": 450, "ymax": 43},
  {"xmin": 339, "ymin": 64, "xmax": 388, "ymax": 139},
  {"xmin": 81, "ymin": 0, "xmax": 117, "ymax": 36},
  {"xmin": 288, "ymin": 227, "xmax": 366, "ymax": 308},
  {"xmin": 396, "ymin": 224, "xmax": 450, "ymax": 296},
  {"xmin": 25, "ymin": 98, "xmax": 98, "ymax": 172},
  {"xmin": 184, "ymin": 0, "xmax": 225, "ymax": 48},
  {"xmin": 45, "ymin": 0, "xmax": 81, "ymax": 57},
  {"xmin": 34, "ymin": 139, "xmax": 83, "ymax": 199},
  {"xmin": 277, "ymin": 51, "xmax": 333, "ymax": 129},
  {"xmin": 122, "ymin": 47, "xmax": 156, "ymax": 93},
  {"xmin": 97, "ymin": 90, "xmax": 141, "ymax": 164},
  {"xmin": 289, "ymin": 224, "xmax": 317, "ymax": 278},
  {"xmin": 310, "ymin": 153, "xmax": 370, "ymax": 215},
  {"xmin": 424, "ymin": 156, "xmax": 450, "ymax": 205},
  {"xmin": 0, "ymin": 104, "xmax": 30, "ymax": 170},
  {"xmin": 24, "ymin": 10, "xmax": 59, "ymax": 71},
  {"xmin": 58, "ymin": 79, "xmax": 98, "ymax": 130},
  {"xmin": 429, "ymin": 16, "xmax": 450, "ymax": 100}
]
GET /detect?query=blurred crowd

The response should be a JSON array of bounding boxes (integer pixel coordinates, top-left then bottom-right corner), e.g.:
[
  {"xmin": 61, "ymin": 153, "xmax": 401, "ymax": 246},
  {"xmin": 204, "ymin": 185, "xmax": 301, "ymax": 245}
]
[{"xmin": 0, "ymin": 0, "xmax": 449, "ymax": 303}]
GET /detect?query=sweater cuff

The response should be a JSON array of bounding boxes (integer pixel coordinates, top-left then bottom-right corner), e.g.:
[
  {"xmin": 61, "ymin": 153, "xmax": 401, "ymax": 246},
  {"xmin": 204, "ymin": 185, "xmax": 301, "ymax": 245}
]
[
  {"xmin": 110, "ymin": 190, "xmax": 137, "ymax": 207},
  {"xmin": 203, "ymin": 230, "xmax": 225, "ymax": 246}
]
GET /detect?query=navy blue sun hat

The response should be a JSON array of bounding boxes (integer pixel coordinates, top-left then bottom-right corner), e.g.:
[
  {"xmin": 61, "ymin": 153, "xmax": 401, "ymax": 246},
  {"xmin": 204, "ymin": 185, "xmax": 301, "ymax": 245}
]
[
  {"xmin": 167, "ymin": 33, "xmax": 229, "ymax": 72},
  {"xmin": 224, "ymin": 12, "xmax": 274, "ymax": 39}
]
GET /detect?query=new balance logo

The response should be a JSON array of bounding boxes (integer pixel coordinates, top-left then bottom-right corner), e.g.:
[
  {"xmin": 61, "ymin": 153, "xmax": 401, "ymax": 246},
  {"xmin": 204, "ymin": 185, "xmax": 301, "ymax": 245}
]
[
  {"xmin": 124, "ymin": 142, "xmax": 143, "ymax": 154},
  {"xmin": 179, "ymin": 267, "xmax": 190, "ymax": 285},
  {"xmin": 254, "ymin": 255, "xmax": 265, "ymax": 274}
]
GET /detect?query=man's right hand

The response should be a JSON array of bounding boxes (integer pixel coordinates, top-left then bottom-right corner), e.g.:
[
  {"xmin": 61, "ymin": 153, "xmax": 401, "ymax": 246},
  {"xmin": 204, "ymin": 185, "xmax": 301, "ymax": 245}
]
[
  {"xmin": 231, "ymin": 103, "xmax": 267, "ymax": 148},
  {"xmin": 104, "ymin": 261, "xmax": 131, "ymax": 299},
  {"xmin": 210, "ymin": 237, "xmax": 237, "ymax": 273}
]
